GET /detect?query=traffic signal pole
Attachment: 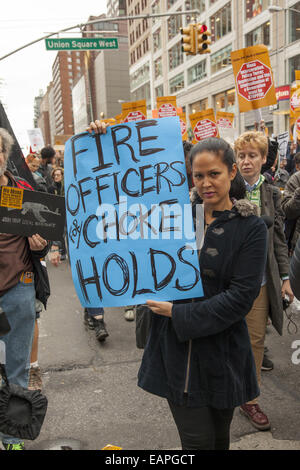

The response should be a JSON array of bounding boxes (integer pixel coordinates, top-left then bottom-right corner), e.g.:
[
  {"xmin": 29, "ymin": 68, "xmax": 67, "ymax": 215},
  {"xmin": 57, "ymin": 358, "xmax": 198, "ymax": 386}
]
[{"xmin": 0, "ymin": 10, "xmax": 200, "ymax": 61}]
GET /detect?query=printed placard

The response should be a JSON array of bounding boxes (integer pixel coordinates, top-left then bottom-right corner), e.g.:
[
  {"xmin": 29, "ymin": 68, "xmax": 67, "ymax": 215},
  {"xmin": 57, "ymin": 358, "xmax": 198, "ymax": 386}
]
[
  {"xmin": 216, "ymin": 111, "xmax": 235, "ymax": 129},
  {"xmin": 64, "ymin": 117, "xmax": 203, "ymax": 308},
  {"xmin": 0, "ymin": 186, "xmax": 23, "ymax": 209},
  {"xmin": 121, "ymin": 100, "xmax": 147, "ymax": 123},
  {"xmin": 0, "ymin": 188, "xmax": 66, "ymax": 240},
  {"xmin": 190, "ymin": 109, "xmax": 219, "ymax": 143},
  {"xmin": 231, "ymin": 45, "xmax": 277, "ymax": 113},
  {"xmin": 178, "ymin": 112, "xmax": 188, "ymax": 141},
  {"xmin": 157, "ymin": 96, "xmax": 177, "ymax": 118}
]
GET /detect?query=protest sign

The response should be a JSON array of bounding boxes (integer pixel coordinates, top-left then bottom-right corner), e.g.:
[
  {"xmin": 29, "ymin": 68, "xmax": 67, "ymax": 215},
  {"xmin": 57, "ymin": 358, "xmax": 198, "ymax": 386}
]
[
  {"xmin": 277, "ymin": 131, "xmax": 289, "ymax": 161},
  {"xmin": 122, "ymin": 100, "xmax": 147, "ymax": 122},
  {"xmin": 157, "ymin": 96, "xmax": 177, "ymax": 118},
  {"xmin": 190, "ymin": 109, "xmax": 219, "ymax": 143},
  {"xmin": 179, "ymin": 113, "xmax": 188, "ymax": 141},
  {"xmin": 64, "ymin": 117, "xmax": 203, "ymax": 308},
  {"xmin": 27, "ymin": 129, "xmax": 45, "ymax": 152},
  {"xmin": 231, "ymin": 45, "xmax": 277, "ymax": 113},
  {"xmin": 0, "ymin": 187, "xmax": 66, "ymax": 240},
  {"xmin": 0, "ymin": 102, "xmax": 37, "ymax": 189},
  {"xmin": 216, "ymin": 111, "xmax": 234, "ymax": 129},
  {"xmin": 290, "ymin": 72, "xmax": 300, "ymax": 141}
]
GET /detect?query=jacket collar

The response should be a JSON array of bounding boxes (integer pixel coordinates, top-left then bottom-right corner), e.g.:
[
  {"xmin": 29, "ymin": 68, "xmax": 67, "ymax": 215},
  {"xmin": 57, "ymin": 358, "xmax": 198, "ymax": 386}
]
[{"xmin": 190, "ymin": 187, "xmax": 259, "ymax": 219}]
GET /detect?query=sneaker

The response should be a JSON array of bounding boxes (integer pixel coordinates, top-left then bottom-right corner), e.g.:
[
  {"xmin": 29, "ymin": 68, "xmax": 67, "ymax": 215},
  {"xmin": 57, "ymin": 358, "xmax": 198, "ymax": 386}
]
[
  {"xmin": 261, "ymin": 354, "xmax": 274, "ymax": 371},
  {"xmin": 3, "ymin": 442, "xmax": 25, "ymax": 450},
  {"xmin": 84, "ymin": 309, "xmax": 96, "ymax": 330},
  {"xmin": 124, "ymin": 309, "xmax": 135, "ymax": 321},
  {"xmin": 94, "ymin": 319, "xmax": 109, "ymax": 342},
  {"xmin": 240, "ymin": 404, "xmax": 271, "ymax": 431},
  {"xmin": 28, "ymin": 366, "xmax": 43, "ymax": 391}
]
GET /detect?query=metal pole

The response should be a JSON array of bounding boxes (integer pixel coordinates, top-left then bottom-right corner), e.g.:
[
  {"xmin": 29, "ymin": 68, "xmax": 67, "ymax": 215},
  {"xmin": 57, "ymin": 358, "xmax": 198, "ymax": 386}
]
[{"xmin": 0, "ymin": 10, "xmax": 200, "ymax": 61}]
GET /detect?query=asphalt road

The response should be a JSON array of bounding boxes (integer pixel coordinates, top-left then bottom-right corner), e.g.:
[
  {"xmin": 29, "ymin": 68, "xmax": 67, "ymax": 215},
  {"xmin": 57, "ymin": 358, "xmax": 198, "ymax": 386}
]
[{"xmin": 22, "ymin": 259, "xmax": 300, "ymax": 450}]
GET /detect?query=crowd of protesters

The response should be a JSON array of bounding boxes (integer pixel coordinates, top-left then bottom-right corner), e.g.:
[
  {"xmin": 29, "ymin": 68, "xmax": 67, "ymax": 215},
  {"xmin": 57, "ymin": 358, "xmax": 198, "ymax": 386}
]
[{"xmin": 0, "ymin": 120, "xmax": 300, "ymax": 450}]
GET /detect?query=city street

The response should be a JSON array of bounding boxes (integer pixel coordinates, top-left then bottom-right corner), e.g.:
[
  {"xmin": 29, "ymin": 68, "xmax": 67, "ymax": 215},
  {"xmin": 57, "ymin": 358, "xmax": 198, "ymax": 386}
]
[{"xmin": 21, "ymin": 258, "xmax": 300, "ymax": 451}]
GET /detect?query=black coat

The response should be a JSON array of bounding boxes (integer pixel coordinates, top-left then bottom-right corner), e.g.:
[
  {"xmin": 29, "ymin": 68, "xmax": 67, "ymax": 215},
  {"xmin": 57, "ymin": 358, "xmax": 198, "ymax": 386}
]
[
  {"xmin": 290, "ymin": 236, "xmax": 300, "ymax": 300},
  {"xmin": 138, "ymin": 198, "xmax": 268, "ymax": 409}
]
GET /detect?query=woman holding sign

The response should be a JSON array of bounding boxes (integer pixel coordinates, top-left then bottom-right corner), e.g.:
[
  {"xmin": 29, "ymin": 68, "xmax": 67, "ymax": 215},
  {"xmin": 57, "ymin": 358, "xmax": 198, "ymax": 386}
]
[{"xmin": 141, "ymin": 138, "xmax": 268, "ymax": 450}]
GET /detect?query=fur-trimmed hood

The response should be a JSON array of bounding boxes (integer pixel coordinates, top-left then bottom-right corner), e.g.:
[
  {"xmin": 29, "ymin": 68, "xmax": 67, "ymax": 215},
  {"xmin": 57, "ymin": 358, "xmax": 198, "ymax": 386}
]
[{"xmin": 189, "ymin": 187, "xmax": 259, "ymax": 218}]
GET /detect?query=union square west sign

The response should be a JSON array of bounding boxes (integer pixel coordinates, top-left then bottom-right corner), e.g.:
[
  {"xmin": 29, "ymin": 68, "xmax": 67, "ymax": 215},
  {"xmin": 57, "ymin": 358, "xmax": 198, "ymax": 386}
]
[{"xmin": 45, "ymin": 37, "xmax": 118, "ymax": 51}]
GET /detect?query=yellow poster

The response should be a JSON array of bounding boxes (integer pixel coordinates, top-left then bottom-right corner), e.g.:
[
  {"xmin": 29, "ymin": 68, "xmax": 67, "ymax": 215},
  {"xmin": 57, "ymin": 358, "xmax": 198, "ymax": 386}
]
[
  {"xmin": 189, "ymin": 109, "xmax": 219, "ymax": 143},
  {"xmin": 216, "ymin": 111, "xmax": 235, "ymax": 129},
  {"xmin": 295, "ymin": 111, "xmax": 300, "ymax": 140},
  {"xmin": 178, "ymin": 113, "xmax": 188, "ymax": 141},
  {"xmin": 290, "ymin": 71, "xmax": 300, "ymax": 139},
  {"xmin": 114, "ymin": 114, "xmax": 123, "ymax": 124},
  {"xmin": 121, "ymin": 100, "xmax": 147, "ymax": 122},
  {"xmin": 231, "ymin": 45, "xmax": 277, "ymax": 113},
  {"xmin": 157, "ymin": 96, "xmax": 177, "ymax": 118}
]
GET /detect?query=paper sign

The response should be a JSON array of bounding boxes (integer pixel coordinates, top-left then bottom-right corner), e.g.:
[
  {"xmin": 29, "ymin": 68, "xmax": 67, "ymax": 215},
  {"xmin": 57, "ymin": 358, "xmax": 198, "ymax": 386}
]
[
  {"xmin": 122, "ymin": 100, "xmax": 147, "ymax": 122},
  {"xmin": 190, "ymin": 109, "xmax": 219, "ymax": 143},
  {"xmin": 231, "ymin": 45, "xmax": 277, "ymax": 113},
  {"xmin": 157, "ymin": 96, "xmax": 177, "ymax": 118},
  {"xmin": 277, "ymin": 131, "xmax": 290, "ymax": 161},
  {"xmin": 290, "ymin": 72, "xmax": 300, "ymax": 140},
  {"xmin": 0, "ymin": 188, "xmax": 66, "ymax": 240},
  {"xmin": 216, "ymin": 111, "xmax": 234, "ymax": 129},
  {"xmin": 178, "ymin": 113, "xmax": 188, "ymax": 141},
  {"xmin": 0, "ymin": 186, "xmax": 23, "ymax": 209},
  {"xmin": 64, "ymin": 117, "xmax": 203, "ymax": 308},
  {"xmin": 27, "ymin": 128, "xmax": 45, "ymax": 151}
]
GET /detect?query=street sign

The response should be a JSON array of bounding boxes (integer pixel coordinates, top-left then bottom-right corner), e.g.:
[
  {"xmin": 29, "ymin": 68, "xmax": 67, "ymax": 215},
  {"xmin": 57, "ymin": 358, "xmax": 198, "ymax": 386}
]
[{"xmin": 45, "ymin": 37, "xmax": 118, "ymax": 51}]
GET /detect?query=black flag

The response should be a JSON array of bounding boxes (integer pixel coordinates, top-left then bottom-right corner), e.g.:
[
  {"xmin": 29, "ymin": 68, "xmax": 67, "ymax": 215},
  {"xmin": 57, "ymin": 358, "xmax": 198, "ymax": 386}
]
[{"xmin": 0, "ymin": 101, "xmax": 37, "ymax": 189}]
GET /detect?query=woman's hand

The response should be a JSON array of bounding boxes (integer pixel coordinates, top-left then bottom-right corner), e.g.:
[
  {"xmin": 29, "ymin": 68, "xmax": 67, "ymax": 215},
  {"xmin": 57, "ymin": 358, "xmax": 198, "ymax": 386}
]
[
  {"xmin": 146, "ymin": 300, "xmax": 173, "ymax": 318},
  {"xmin": 86, "ymin": 120, "xmax": 108, "ymax": 135},
  {"xmin": 28, "ymin": 234, "xmax": 48, "ymax": 251}
]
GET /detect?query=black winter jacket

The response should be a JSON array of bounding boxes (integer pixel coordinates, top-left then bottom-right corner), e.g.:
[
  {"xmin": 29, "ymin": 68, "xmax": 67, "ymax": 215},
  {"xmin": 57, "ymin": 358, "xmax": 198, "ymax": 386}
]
[
  {"xmin": 138, "ymin": 197, "xmax": 268, "ymax": 409},
  {"xmin": 290, "ymin": 236, "xmax": 300, "ymax": 300}
]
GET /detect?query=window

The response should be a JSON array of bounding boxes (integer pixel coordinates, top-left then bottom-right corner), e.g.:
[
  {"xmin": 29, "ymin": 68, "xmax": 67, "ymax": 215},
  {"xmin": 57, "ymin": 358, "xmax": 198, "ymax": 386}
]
[
  {"xmin": 210, "ymin": 3, "xmax": 232, "ymax": 43},
  {"xmin": 185, "ymin": 1, "xmax": 205, "ymax": 23},
  {"xmin": 289, "ymin": 1, "xmax": 300, "ymax": 43},
  {"xmin": 152, "ymin": 0, "xmax": 160, "ymax": 24},
  {"xmin": 153, "ymin": 28, "xmax": 161, "ymax": 52},
  {"xmin": 167, "ymin": 9, "xmax": 182, "ymax": 40},
  {"xmin": 154, "ymin": 57, "xmax": 162, "ymax": 79},
  {"xmin": 214, "ymin": 88, "xmax": 236, "ymax": 113},
  {"xmin": 168, "ymin": 42, "xmax": 184, "ymax": 70},
  {"xmin": 190, "ymin": 98, "xmax": 208, "ymax": 114},
  {"xmin": 211, "ymin": 44, "xmax": 232, "ymax": 74},
  {"xmin": 130, "ymin": 62, "xmax": 150, "ymax": 91},
  {"xmin": 245, "ymin": 21, "xmax": 270, "ymax": 46},
  {"xmin": 245, "ymin": 0, "xmax": 270, "ymax": 22},
  {"xmin": 187, "ymin": 60, "xmax": 207, "ymax": 85},
  {"xmin": 155, "ymin": 84, "xmax": 164, "ymax": 98},
  {"xmin": 167, "ymin": 0, "xmax": 177, "ymax": 8},
  {"xmin": 289, "ymin": 54, "xmax": 300, "ymax": 83},
  {"xmin": 169, "ymin": 73, "xmax": 185, "ymax": 94}
]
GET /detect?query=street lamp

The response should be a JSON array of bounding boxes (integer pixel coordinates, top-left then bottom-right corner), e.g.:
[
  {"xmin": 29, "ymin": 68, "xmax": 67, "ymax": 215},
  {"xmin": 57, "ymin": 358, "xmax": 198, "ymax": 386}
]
[{"xmin": 268, "ymin": 5, "xmax": 300, "ymax": 14}]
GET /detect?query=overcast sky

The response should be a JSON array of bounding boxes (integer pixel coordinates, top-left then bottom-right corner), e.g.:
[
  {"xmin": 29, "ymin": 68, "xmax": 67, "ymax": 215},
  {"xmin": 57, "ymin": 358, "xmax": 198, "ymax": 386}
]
[{"xmin": 0, "ymin": 1, "xmax": 107, "ymax": 148}]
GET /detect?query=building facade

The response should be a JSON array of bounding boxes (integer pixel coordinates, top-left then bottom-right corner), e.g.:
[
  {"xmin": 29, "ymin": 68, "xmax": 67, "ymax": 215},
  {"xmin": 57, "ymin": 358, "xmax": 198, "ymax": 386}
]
[
  {"xmin": 52, "ymin": 51, "xmax": 85, "ymax": 136},
  {"xmin": 127, "ymin": 0, "xmax": 300, "ymax": 135}
]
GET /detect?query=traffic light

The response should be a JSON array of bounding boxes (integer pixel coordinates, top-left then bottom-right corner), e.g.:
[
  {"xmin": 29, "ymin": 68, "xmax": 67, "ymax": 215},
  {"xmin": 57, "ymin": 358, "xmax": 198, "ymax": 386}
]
[
  {"xmin": 196, "ymin": 24, "xmax": 211, "ymax": 54},
  {"xmin": 180, "ymin": 24, "xmax": 196, "ymax": 55}
]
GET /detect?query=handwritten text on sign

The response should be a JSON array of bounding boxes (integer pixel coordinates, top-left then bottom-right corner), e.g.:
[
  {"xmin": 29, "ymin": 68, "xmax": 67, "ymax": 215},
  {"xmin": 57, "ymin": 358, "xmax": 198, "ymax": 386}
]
[{"xmin": 64, "ymin": 117, "xmax": 203, "ymax": 308}]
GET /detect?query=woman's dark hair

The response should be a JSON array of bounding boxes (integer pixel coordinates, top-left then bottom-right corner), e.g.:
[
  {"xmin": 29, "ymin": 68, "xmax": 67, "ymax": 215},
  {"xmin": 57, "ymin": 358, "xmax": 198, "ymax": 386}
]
[{"xmin": 190, "ymin": 137, "xmax": 246, "ymax": 200}]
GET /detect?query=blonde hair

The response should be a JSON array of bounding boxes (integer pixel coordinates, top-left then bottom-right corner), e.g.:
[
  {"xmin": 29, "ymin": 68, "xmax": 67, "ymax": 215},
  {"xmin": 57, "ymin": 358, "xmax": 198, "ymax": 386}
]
[
  {"xmin": 234, "ymin": 131, "xmax": 268, "ymax": 158},
  {"xmin": 26, "ymin": 153, "xmax": 40, "ymax": 164},
  {"xmin": 51, "ymin": 167, "xmax": 64, "ymax": 178}
]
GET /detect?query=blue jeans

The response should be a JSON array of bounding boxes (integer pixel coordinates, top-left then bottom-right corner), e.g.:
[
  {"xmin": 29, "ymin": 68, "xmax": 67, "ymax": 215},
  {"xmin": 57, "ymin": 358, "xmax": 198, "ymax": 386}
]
[
  {"xmin": 0, "ymin": 280, "xmax": 36, "ymax": 445},
  {"xmin": 86, "ymin": 308, "xmax": 104, "ymax": 318}
]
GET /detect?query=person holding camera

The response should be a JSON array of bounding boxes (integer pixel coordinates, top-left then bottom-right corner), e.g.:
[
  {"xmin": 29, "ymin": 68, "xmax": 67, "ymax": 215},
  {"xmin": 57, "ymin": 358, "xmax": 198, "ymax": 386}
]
[{"xmin": 234, "ymin": 131, "xmax": 293, "ymax": 431}]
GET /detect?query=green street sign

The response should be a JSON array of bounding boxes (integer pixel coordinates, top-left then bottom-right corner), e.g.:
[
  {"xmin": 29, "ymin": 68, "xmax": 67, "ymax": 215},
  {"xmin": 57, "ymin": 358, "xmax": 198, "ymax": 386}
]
[{"xmin": 45, "ymin": 37, "xmax": 119, "ymax": 51}]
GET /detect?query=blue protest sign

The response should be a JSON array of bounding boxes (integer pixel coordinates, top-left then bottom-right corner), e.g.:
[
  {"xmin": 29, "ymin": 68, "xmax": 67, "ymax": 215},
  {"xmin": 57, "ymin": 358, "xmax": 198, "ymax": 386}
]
[{"xmin": 64, "ymin": 117, "xmax": 203, "ymax": 307}]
